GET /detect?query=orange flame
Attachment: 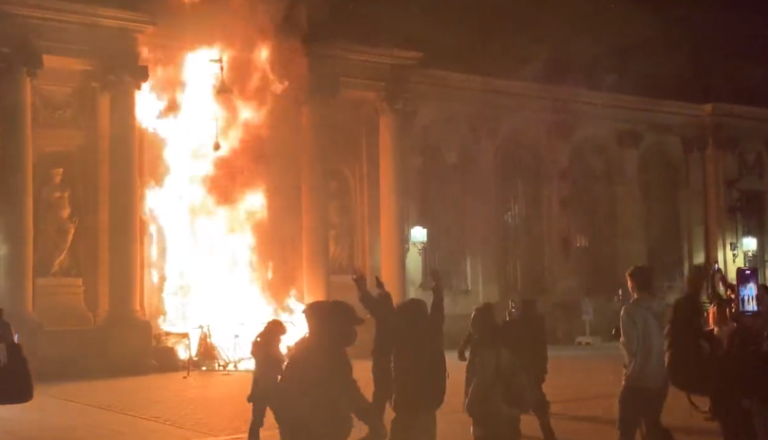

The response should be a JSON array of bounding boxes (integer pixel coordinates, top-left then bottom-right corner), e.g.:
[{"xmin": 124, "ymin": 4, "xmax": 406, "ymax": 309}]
[{"xmin": 137, "ymin": 47, "xmax": 306, "ymax": 369}]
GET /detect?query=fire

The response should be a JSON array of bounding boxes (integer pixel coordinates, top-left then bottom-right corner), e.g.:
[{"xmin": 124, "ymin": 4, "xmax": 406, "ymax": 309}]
[{"xmin": 136, "ymin": 47, "xmax": 306, "ymax": 369}]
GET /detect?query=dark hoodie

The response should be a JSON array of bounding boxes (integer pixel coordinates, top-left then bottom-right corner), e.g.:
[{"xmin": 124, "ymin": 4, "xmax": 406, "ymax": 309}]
[
  {"xmin": 272, "ymin": 336, "xmax": 372, "ymax": 440},
  {"xmin": 620, "ymin": 295, "xmax": 668, "ymax": 389}
]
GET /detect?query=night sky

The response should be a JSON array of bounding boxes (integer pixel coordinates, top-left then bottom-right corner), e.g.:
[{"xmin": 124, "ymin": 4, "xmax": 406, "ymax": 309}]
[{"xmin": 49, "ymin": 0, "xmax": 768, "ymax": 106}]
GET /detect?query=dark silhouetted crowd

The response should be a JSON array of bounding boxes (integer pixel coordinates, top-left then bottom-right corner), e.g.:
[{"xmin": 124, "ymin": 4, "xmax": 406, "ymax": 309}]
[{"xmin": 245, "ymin": 270, "xmax": 556, "ymax": 440}]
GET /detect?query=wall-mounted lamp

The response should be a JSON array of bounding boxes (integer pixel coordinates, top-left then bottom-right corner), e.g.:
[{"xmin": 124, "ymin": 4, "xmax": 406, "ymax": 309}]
[
  {"xmin": 409, "ymin": 226, "xmax": 428, "ymax": 256},
  {"xmin": 742, "ymin": 235, "xmax": 758, "ymax": 256}
]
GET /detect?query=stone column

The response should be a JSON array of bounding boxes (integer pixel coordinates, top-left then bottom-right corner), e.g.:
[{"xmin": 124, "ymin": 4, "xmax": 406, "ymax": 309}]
[
  {"xmin": 301, "ymin": 98, "xmax": 329, "ymax": 303},
  {"xmin": 473, "ymin": 147, "xmax": 499, "ymax": 303},
  {"xmin": 107, "ymin": 77, "xmax": 143, "ymax": 321},
  {"xmin": 615, "ymin": 130, "xmax": 647, "ymax": 275},
  {"xmin": 0, "ymin": 65, "xmax": 37, "ymax": 333},
  {"xmin": 94, "ymin": 88, "xmax": 111, "ymax": 323},
  {"xmin": 680, "ymin": 137, "xmax": 697, "ymax": 272},
  {"xmin": 378, "ymin": 99, "xmax": 406, "ymax": 303},
  {"xmin": 702, "ymin": 131, "xmax": 721, "ymax": 267},
  {"xmin": 101, "ymin": 64, "xmax": 152, "ymax": 372}
]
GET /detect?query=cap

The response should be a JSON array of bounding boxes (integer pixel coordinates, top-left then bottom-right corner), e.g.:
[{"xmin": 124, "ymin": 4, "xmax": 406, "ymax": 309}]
[
  {"xmin": 304, "ymin": 300, "xmax": 364, "ymax": 327},
  {"xmin": 263, "ymin": 319, "xmax": 287, "ymax": 337}
]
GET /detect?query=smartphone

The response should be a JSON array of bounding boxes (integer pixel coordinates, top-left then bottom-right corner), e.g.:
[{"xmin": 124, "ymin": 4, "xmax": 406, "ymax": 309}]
[{"xmin": 736, "ymin": 267, "xmax": 759, "ymax": 315}]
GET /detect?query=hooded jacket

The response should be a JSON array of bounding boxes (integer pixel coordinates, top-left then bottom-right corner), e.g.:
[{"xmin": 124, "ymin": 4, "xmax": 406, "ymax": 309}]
[{"xmin": 620, "ymin": 295, "xmax": 668, "ymax": 389}]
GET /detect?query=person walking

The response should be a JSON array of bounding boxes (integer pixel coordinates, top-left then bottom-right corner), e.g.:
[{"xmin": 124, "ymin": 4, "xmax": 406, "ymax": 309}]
[
  {"xmin": 247, "ymin": 319, "xmax": 286, "ymax": 440},
  {"xmin": 619, "ymin": 265, "xmax": 673, "ymax": 440},
  {"xmin": 505, "ymin": 299, "xmax": 556, "ymax": 440},
  {"xmin": 464, "ymin": 303, "xmax": 522, "ymax": 440},
  {"xmin": 270, "ymin": 300, "xmax": 385, "ymax": 440}
]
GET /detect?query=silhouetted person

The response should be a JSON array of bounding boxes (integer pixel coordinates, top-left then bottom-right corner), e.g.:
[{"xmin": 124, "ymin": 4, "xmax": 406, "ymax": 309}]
[
  {"xmin": 0, "ymin": 309, "xmax": 13, "ymax": 345},
  {"xmin": 464, "ymin": 302, "xmax": 520, "ymax": 440},
  {"xmin": 619, "ymin": 265, "xmax": 672, "ymax": 440},
  {"xmin": 459, "ymin": 300, "xmax": 517, "ymax": 362},
  {"xmin": 352, "ymin": 272, "xmax": 395, "ymax": 429},
  {"xmin": 0, "ymin": 309, "xmax": 13, "ymax": 368},
  {"xmin": 271, "ymin": 300, "xmax": 385, "ymax": 440},
  {"xmin": 505, "ymin": 298, "xmax": 556, "ymax": 440},
  {"xmin": 390, "ymin": 269, "xmax": 446, "ymax": 440},
  {"xmin": 0, "ymin": 308, "xmax": 32, "ymax": 405},
  {"xmin": 247, "ymin": 319, "xmax": 286, "ymax": 440},
  {"xmin": 666, "ymin": 264, "xmax": 714, "ymax": 397}
]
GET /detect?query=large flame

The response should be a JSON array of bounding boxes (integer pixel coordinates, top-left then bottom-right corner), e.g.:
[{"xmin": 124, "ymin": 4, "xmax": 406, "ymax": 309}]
[{"xmin": 136, "ymin": 47, "xmax": 306, "ymax": 369}]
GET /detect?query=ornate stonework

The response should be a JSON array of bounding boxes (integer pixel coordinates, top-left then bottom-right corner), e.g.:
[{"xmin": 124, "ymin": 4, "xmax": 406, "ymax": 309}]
[{"xmin": 31, "ymin": 83, "xmax": 85, "ymax": 129}]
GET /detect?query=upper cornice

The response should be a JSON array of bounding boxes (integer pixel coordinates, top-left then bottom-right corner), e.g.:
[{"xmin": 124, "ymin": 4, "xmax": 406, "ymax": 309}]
[
  {"xmin": 0, "ymin": 0, "xmax": 154, "ymax": 33},
  {"xmin": 410, "ymin": 68, "xmax": 703, "ymax": 119},
  {"xmin": 309, "ymin": 41, "xmax": 422, "ymax": 66}
]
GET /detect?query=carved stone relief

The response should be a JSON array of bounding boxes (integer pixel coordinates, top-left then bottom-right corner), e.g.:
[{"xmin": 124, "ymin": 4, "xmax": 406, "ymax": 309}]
[
  {"xmin": 31, "ymin": 83, "xmax": 85, "ymax": 129},
  {"xmin": 726, "ymin": 141, "xmax": 767, "ymax": 192}
]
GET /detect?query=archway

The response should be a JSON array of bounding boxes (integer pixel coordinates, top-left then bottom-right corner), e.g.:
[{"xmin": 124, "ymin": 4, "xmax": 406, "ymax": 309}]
[
  {"xmin": 420, "ymin": 143, "xmax": 471, "ymax": 292},
  {"xmin": 567, "ymin": 142, "xmax": 618, "ymax": 299},
  {"xmin": 495, "ymin": 143, "xmax": 544, "ymax": 300},
  {"xmin": 639, "ymin": 144, "xmax": 684, "ymax": 291}
]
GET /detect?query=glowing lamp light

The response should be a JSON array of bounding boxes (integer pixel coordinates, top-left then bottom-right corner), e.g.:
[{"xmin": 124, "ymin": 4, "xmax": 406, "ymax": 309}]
[
  {"xmin": 410, "ymin": 226, "xmax": 427, "ymax": 255},
  {"xmin": 742, "ymin": 235, "xmax": 758, "ymax": 254}
]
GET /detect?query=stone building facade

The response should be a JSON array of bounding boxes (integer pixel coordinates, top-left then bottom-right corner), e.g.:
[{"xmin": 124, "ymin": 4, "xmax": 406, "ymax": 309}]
[{"xmin": 2, "ymin": 0, "xmax": 768, "ymax": 372}]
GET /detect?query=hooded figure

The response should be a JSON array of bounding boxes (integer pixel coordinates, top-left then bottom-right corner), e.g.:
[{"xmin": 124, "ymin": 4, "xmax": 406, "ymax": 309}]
[
  {"xmin": 271, "ymin": 300, "xmax": 384, "ymax": 440},
  {"xmin": 389, "ymin": 270, "xmax": 446, "ymax": 440}
]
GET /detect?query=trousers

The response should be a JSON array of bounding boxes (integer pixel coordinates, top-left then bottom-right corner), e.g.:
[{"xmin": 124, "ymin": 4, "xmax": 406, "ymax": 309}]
[
  {"xmin": 617, "ymin": 385, "xmax": 672, "ymax": 440},
  {"xmin": 510, "ymin": 381, "xmax": 556, "ymax": 440},
  {"xmin": 389, "ymin": 411, "xmax": 437, "ymax": 440}
]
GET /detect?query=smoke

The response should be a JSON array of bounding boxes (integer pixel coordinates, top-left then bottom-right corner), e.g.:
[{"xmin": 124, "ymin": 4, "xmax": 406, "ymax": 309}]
[{"xmin": 140, "ymin": 0, "xmax": 308, "ymax": 203}]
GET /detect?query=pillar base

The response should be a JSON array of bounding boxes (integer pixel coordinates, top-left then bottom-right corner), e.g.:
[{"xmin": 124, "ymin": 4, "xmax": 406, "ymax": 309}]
[
  {"xmin": 34, "ymin": 328, "xmax": 100, "ymax": 380},
  {"xmin": 34, "ymin": 278, "xmax": 94, "ymax": 329},
  {"xmin": 99, "ymin": 315, "xmax": 153, "ymax": 374}
]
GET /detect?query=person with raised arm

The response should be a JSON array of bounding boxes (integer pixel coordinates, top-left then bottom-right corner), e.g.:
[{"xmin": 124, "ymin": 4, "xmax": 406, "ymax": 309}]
[
  {"xmin": 352, "ymin": 271, "xmax": 395, "ymax": 438},
  {"xmin": 389, "ymin": 269, "xmax": 447, "ymax": 440}
]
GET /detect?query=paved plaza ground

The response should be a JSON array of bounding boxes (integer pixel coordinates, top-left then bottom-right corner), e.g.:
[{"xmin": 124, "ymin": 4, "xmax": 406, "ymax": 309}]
[{"xmin": 0, "ymin": 346, "xmax": 720, "ymax": 440}]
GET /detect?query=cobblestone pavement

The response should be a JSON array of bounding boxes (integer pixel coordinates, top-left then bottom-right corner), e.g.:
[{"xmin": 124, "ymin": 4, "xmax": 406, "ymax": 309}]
[{"xmin": 0, "ymin": 346, "xmax": 720, "ymax": 440}]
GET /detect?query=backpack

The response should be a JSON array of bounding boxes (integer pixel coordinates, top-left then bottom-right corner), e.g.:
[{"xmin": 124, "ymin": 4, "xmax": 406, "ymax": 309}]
[
  {"xmin": 665, "ymin": 296, "xmax": 715, "ymax": 397},
  {"xmin": 465, "ymin": 347, "xmax": 531, "ymax": 418}
]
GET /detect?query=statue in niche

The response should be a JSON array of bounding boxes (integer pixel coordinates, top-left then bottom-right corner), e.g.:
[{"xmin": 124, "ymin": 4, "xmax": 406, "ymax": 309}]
[
  {"xmin": 328, "ymin": 174, "xmax": 354, "ymax": 274},
  {"xmin": 35, "ymin": 167, "xmax": 79, "ymax": 277}
]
